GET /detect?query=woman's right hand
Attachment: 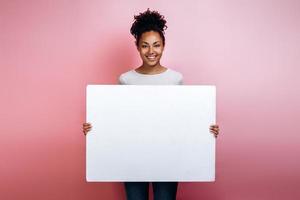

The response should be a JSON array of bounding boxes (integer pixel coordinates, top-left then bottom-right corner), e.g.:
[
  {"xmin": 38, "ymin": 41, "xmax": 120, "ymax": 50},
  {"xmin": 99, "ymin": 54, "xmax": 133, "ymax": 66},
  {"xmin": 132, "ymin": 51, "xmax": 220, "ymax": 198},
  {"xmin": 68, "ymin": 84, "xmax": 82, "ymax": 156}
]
[{"xmin": 83, "ymin": 122, "xmax": 92, "ymax": 136}]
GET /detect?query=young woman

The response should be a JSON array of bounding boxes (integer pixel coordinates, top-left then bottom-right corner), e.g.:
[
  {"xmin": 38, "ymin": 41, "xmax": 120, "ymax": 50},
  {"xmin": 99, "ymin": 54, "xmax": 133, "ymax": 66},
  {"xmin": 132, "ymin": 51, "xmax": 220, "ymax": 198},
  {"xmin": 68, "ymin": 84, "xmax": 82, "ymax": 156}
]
[{"xmin": 83, "ymin": 9, "xmax": 219, "ymax": 200}]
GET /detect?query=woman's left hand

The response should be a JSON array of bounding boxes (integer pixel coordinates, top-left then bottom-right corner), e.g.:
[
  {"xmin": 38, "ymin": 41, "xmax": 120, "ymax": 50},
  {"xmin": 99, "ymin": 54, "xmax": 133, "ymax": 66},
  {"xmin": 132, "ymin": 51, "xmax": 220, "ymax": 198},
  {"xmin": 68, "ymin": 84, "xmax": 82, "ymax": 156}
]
[{"xmin": 210, "ymin": 124, "xmax": 220, "ymax": 138}]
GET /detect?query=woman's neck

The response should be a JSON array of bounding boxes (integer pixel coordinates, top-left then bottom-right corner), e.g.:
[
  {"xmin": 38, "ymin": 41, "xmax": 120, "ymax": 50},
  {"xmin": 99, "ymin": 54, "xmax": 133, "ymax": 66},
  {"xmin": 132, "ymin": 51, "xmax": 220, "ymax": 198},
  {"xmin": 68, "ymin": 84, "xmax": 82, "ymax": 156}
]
[{"xmin": 135, "ymin": 64, "xmax": 167, "ymax": 75}]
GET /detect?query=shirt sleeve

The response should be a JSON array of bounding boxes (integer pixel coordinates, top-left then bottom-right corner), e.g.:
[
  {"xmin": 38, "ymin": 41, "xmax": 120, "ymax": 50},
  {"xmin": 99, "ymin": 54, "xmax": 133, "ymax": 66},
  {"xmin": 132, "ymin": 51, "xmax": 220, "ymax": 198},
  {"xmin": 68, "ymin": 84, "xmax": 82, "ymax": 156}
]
[
  {"xmin": 178, "ymin": 74, "xmax": 183, "ymax": 85},
  {"xmin": 118, "ymin": 75, "xmax": 125, "ymax": 85}
]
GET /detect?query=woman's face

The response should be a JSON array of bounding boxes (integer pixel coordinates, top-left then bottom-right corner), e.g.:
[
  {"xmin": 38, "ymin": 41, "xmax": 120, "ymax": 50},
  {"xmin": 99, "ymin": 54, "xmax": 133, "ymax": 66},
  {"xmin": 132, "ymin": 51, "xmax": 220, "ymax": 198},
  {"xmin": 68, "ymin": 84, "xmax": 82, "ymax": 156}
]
[{"xmin": 137, "ymin": 31, "xmax": 164, "ymax": 67}]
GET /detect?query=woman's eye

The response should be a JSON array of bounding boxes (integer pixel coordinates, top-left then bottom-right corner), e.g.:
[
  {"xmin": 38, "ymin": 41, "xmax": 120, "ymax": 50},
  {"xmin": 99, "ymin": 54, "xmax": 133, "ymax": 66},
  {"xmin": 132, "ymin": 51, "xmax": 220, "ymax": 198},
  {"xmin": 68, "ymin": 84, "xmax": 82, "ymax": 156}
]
[
  {"xmin": 142, "ymin": 45, "xmax": 147, "ymax": 48},
  {"xmin": 154, "ymin": 45, "xmax": 160, "ymax": 47}
]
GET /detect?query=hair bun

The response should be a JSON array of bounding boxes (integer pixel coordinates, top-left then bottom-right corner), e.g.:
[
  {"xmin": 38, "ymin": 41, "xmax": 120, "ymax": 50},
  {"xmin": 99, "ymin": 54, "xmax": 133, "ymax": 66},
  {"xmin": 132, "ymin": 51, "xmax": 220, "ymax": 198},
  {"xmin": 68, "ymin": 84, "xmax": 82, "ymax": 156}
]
[{"xmin": 131, "ymin": 8, "xmax": 167, "ymax": 38}]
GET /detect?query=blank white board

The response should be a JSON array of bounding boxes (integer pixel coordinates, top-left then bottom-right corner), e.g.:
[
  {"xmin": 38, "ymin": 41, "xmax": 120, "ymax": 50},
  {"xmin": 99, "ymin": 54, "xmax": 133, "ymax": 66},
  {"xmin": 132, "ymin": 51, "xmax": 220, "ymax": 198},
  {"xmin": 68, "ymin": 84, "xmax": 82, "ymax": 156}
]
[{"xmin": 86, "ymin": 85, "xmax": 216, "ymax": 182}]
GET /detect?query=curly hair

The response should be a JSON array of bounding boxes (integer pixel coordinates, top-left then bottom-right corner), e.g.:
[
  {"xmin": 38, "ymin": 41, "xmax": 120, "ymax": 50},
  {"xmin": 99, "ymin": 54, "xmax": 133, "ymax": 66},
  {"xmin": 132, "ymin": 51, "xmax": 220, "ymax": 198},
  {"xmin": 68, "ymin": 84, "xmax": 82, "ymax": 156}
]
[{"xmin": 130, "ymin": 8, "xmax": 168, "ymax": 46}]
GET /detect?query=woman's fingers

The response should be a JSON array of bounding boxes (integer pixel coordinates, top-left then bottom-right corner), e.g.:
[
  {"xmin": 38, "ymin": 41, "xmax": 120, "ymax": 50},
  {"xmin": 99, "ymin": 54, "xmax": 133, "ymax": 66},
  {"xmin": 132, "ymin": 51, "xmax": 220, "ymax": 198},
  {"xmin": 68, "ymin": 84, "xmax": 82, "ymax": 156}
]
[
  {"xmin": 83, "ymin": 126, "xmax": 92, "ymax": 130},
  {"xmin": 83, "ymin": 122, "xmax": 92, "ymax": 135},
  {"xmin": 83, "ymin": 127, "xmax": 92, "ymax": 131},
  {"xmin": 84, "ymin": 127, "xmax": 91, "ymax": 131},
  {"xmin": 210, "ymin": 130, "xmax": 218, "ymax": 137},
  {"xmin": 210, "ymin": 124, "xmax": 219, "ymax": 129},
  {"xmin": 83, "ymin": 129, "xmax": 91, "ymax": 135},
  {"xmin": 83, "ymin": 123, "xmax": 92, "ymax": 129},
  {"xmin": 210, "ymin": 125, "xmax": 219, "ymax": 131},
  {"xmin": 210, "ymin": 124, "xmax": 219, "ymax": 138},
  {"xmin": 83, "ymin": 123, "xmax": 92, "ymax": 127}
]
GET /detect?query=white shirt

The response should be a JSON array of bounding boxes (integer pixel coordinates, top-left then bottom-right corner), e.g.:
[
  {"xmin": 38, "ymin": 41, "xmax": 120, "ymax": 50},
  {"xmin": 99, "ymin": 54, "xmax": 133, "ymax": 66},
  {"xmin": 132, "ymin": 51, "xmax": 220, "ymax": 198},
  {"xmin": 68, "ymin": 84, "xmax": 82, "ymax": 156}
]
[{"xmin": 118, "ymin": 68, "xmax": 183, "ymax": 85}]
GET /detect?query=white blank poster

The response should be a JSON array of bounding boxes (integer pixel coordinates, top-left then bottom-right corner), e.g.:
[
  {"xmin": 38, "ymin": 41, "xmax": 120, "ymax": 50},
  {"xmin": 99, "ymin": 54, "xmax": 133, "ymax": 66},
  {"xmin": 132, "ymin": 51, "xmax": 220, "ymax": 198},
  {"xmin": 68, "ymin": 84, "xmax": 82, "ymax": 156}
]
[{"xmin": 86, "ymin": 85, "xmax": 216, "ymax": 182}]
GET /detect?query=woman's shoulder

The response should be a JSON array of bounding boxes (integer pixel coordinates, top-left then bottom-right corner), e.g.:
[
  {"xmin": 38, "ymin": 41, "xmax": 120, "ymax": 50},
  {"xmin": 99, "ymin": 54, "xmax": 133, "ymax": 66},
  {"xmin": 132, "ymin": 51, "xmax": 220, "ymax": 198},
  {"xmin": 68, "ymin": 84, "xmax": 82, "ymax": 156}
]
[
  {"xmin": 119, "ymin": 69, "xmax": 134, "ymax": 78},
  {"xmin": 118, "ymin": 69, "xmax": 135, "ymax": 84},
  {"xmin": 167, "ymin": 68, "xmax": 183, "ymax": 77},
  {"xmin": 167, "ymin": 68, "xmax": 183, "ymax": 84}
]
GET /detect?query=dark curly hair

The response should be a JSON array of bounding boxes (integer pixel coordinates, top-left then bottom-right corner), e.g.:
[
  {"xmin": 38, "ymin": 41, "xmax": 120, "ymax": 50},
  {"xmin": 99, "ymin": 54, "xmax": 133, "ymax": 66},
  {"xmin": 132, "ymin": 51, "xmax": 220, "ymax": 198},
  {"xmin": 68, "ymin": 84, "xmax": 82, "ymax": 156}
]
[{"xmin": 130, "ymin": 8, "xmax": 168, "ymax": 47}]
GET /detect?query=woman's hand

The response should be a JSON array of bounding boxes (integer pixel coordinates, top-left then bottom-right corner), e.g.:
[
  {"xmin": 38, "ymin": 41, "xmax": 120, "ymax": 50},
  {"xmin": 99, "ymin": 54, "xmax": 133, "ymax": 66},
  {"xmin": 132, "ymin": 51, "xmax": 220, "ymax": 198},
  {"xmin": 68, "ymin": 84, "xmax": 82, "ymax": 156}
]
[
  {"xmin": 210, "ymin": 124, "xmax": 219, "ymax": 138},
  {"xmin": 83, "ymin": 122, "xmax": 92, "ymax": 136}
]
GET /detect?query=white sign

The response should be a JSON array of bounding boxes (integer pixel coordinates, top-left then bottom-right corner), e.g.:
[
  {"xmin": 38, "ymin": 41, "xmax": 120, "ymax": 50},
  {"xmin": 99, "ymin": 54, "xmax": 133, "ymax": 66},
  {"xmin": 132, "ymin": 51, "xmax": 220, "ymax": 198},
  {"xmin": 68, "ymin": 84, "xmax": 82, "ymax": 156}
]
[{"xmin": 86, "ymin": 85, "xmax": 216, "ymax": 182}]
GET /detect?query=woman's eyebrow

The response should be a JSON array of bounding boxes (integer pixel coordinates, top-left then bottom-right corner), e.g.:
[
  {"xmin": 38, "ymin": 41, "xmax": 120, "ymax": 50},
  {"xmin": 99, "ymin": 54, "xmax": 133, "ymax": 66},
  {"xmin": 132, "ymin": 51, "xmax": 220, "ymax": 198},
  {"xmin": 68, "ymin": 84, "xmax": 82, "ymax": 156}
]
[{"xmin": 141, "ymin": 41, "xmax": 161, "ymax": 44}]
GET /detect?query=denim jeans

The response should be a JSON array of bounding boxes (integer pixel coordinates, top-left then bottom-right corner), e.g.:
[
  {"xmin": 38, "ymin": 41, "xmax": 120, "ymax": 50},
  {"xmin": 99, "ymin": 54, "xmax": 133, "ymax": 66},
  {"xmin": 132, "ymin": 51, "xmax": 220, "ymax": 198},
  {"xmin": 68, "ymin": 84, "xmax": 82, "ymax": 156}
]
[{"xmin": 124, "ymin": 182, "xmax": 178, "ymax": 200}]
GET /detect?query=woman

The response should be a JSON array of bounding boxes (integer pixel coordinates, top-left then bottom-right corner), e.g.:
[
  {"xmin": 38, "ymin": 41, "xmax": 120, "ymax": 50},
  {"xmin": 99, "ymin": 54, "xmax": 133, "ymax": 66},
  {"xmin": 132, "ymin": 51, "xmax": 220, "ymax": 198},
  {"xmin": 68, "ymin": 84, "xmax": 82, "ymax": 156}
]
[{"xmin": 83, "ymin": 9, "xmax": 219, "ymax": 200}]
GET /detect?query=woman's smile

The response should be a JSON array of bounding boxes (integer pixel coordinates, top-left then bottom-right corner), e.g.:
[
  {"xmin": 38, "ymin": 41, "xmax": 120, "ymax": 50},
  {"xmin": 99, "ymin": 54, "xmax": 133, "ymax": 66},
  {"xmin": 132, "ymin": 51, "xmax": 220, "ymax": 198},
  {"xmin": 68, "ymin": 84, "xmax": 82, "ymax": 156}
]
[{"xmin": 146, "ymin": 55, "xmax": 157, "ymax": 61}]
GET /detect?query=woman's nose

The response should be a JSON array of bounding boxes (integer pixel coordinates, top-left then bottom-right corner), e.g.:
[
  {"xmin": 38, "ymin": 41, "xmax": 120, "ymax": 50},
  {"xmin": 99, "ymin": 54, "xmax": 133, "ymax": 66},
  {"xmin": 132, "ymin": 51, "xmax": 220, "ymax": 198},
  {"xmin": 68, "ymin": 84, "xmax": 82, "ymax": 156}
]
[{"xmin": 148, "ymin": 46, "xmax": 154, "ymax": 53}]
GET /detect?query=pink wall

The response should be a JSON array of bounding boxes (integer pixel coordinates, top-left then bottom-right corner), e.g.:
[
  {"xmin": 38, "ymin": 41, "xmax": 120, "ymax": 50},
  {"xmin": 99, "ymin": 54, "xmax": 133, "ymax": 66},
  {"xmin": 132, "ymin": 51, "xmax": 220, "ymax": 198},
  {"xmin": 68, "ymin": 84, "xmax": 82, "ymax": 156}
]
[{"xmin": 1, "ymin": 0, "xmax": 300, "ymax": 199}]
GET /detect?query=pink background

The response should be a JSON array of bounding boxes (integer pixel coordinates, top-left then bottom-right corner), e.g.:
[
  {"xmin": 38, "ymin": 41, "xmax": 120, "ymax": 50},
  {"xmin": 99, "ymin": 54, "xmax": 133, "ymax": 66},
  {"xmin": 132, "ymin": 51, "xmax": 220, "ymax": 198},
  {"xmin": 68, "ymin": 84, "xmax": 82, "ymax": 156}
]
[{"xmin": 1, "ymin": 0, "xmax": 299, "ymax": 199}]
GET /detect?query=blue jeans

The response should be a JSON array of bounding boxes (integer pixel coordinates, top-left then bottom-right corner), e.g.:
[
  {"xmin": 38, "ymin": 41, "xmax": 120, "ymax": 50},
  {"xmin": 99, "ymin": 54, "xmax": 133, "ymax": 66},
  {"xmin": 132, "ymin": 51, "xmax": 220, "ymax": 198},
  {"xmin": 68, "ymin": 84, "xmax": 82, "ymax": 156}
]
[{"xmin": 124, "ymin": 182, "xmax": 178, "ymax": 200}]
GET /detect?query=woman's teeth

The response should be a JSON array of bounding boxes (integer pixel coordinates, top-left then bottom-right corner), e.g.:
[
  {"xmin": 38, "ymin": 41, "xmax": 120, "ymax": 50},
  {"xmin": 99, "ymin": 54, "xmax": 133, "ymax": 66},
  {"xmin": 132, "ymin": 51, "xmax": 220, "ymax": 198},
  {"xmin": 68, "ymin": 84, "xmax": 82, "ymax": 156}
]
[{"xmin": 147, "ymin": 56, "xmax": 156, "ymax": 60}]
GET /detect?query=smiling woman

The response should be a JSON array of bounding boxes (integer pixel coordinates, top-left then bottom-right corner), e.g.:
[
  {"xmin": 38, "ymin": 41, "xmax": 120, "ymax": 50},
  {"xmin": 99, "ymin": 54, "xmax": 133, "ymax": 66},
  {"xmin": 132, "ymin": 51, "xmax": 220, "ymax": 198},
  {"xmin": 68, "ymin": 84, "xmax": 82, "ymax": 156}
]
[
  {"xmin": 118, "ymin": 8, "xmax": 184, "ymax": 85},
  {"xmin": 130, "ymin": 8, "xmax": 168, "ymax": 75},
  {"xmin": 83, "ymin": 8, "xmax": 219, "ymax": 200}
]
